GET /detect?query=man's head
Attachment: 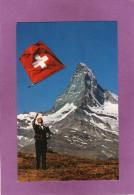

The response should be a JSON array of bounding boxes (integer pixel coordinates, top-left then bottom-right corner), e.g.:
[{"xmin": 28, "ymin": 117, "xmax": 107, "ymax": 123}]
[{"xmin": 37, "ymin": 117, "xmax": 43, "ymax": 125}]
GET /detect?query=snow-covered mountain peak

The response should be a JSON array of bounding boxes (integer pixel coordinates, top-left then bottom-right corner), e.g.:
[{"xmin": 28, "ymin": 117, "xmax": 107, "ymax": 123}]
[
  {"xmin": 53, "ymin": 62, "xmax": 118, "ymax": 112},
  {"xmin": 54, "ymin": 63, "xmax": 99, "ymax": 110},
  {"xmin": 17, "ymin": 62, "xmax": 118, "ymax": 159}
]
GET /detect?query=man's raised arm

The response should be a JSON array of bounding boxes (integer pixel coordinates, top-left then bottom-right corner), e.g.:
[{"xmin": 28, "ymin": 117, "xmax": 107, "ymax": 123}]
[{"xmin": 32, "ymin": 112, "xmax": 39, "ymax": 128}]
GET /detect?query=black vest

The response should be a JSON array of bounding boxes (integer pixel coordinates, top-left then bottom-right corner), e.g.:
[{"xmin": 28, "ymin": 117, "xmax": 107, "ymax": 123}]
[{"xmin": 34, "ymin": 124, "xmax": 49, "ymax": 142}]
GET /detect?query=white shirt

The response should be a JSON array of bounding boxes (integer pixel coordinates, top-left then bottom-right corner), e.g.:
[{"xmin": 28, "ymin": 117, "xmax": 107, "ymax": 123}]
[{"xmin": 39, "ymin": 124, "xmax": 44, "ymax": 130}]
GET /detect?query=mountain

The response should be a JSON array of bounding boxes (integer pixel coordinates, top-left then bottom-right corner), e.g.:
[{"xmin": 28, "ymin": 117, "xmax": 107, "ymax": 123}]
[{"xmin": 17, "ymin": 63, "xmax": 118, "ymax": 159}]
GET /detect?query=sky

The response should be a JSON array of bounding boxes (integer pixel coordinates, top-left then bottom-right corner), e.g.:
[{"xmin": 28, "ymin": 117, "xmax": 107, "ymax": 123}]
[{"xmin": 17, "ymin": 22, "xmax": 118, "ymax": 114}]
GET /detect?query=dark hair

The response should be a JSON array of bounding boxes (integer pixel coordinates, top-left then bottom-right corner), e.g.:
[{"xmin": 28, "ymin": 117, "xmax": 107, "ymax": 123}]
[{"xmin": 37, "ymin": 118, "xmax": 43, "ymax": 122}]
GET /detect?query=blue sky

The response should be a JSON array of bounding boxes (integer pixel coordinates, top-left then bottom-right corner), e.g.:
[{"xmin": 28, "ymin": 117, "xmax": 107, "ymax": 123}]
[{"xmin": 17, "ymin": 22, "xmax": 118, "ymax": 114}]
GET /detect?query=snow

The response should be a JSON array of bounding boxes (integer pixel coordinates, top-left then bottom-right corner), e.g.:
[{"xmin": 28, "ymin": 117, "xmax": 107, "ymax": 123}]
[
  {"xmin": 114, "ymin": 139, "xmax": 119, "ymax": 142},
  {"xmin": 18, "ymin": 136, "xmax": 24, "ymax": 140},
  {"xmin": 84, "ymin": 110, "xmax": 91, "ymax": 116},
  {"xmin": 17, "ymin": 135, "xmax": 35, "ymax": 149},
  {"xmin": 101, "ymin": 150, "xmax": 109, "ymax": 157},
  {"xmin": 17, "ymin": 103, "xmax": 77, "ymax": 126},
  {"xmin": 72, "ymin": 127, "xmax": 78, "ymax": 131},
  {"xmin": 43, "ymin": 103, "xmax": 77, "ymax": 124},
  {"xmin": 67, "ymin": 139, "xmax": 72, "ymax": 142},
  {"xmin": 17, "ymin": 112, "xmax": 42, "ymax": 121},
  {"xmin": 73, "ymin": 139, "xmax": 79, "ymax": 142},
  {"xmin": 88, "ymin": 118, "xmax": 117, "ymax": 135},
  {"xmin": 54, "ymin": 129, "xmax": 59, "ymax": 132},
  {"xmin": 105, "ymin": 139, "xmax": 113, "ymax": 142},
  {"xmin": 101, "ymin": 128, "xmax": 118, "ymax": 135},
  {"xmin": 18, "ymin": 144, "xmax": 24, "ymax": 147},
  {"xmin": 109, "ymin": 91, "xmax": 118, "ymax": 101},
  {"xmin": 88, "ymin": 101, "xmax": 118, "ymax": 117},
  {"xmin": 17, "ymin": 114, "xmax": 27, "ymax": 120},
  {"xmin": 102, "ymin": 145, "xmax": 106, "ymax": 148},
  {"xmin": 102, "ymin": 117, "xmax": 118, "ymax": 133},
  {"xmin": 18, "ymin": 136, "xmax": 34, "ymax": 142},
  {"xmin": 29, "ymin": 112, "xmax": 36, "ymax": 116},
  {"xmin": 78, "ymin": 137, "xmax": 85, "ymax": 142},
  {"xmin": 78, "ymin": 145, "xmax": 83, "ymax": 147},
  {"xmin": 103, "ymin": 101, "xmax": 118, "ymax": 115},
  {"xmin": 84, "ymin": 110, "xmax": 118, "ymax": 134},
  {"xmin": 79, "ymin": 62, "xmax": 87, "ymax": 67},
  {"xmin": 81, "ymin": 142, "xmax": 87, "ymax": 145},
  {"xmin": 18, "ymin": 125, "xmax": 33, "ymax": 130},
  {"xmin": 85, "ymin": 101, "xmax": 118, "ymax": 134},
  {"xmin": 90, "ymin": 118, "xmax": 107, "ymax": 130},
  {"xmin": 84, "ymin": 118, "xmax": 88, "ymax": 122},
  {"xmin": 72, "ymin": 136, "xmax": 77, "ymax": 138}
]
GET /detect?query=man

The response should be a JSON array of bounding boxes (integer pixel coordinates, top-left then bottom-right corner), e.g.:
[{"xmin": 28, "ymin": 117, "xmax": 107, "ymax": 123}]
[{"xmin": 32, "ymin": 112, "xmax": 52, "ymax": 170}]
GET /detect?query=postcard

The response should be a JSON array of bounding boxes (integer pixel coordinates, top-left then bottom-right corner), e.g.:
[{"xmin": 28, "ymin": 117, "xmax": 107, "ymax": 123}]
[
  {"xmin": 1, "ymin": 1, "xmax": 134, "ymax": 195},
  {"xmin": 17, "ymin": 21, "xmax": 119, "ymax": 182}
]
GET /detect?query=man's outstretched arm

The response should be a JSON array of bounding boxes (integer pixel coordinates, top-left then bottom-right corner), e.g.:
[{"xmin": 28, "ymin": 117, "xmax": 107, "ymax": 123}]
[{"xmin": 32, "ymin": 112, "xmax": 39, "ymax": 128}]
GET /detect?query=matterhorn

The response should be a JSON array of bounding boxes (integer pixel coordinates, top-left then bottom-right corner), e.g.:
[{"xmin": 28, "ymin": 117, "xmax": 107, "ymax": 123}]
[{"xmin": 17, "ymin": 63, "xmax": 118, "ymax": 159}]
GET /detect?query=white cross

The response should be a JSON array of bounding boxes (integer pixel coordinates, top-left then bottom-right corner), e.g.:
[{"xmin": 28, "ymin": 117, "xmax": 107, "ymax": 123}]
[{"xmin": 32, "ymin": 54, "xmax": 49, "ymax": 69}]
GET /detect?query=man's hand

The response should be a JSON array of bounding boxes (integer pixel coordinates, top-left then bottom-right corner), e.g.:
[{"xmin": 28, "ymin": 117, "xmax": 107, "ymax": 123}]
[
  {"xmin": 36, "ymin": 112, "xmax": 39, "ymax": 116},
  {"xmin": 33, "ymin": 112, "xmax": 39, "ymax": 121},
  {"xmin": 32, "ymin": 112, "xmax": 39, "ymax": 127}
]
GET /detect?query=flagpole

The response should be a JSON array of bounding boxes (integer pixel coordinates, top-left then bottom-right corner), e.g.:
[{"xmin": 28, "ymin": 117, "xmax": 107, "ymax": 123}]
[
  {"xmin": 28, "ymin": 80, "xmax": 43, "ymax": 88},
  {"xmin": 28, "ymin": 83, "xmax": 34, "ymax": 88}
]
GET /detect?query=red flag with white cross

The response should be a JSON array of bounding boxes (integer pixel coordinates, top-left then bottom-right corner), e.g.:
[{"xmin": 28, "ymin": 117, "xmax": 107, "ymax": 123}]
[{"xmin": 19, "ymin": 41, "xmax": 66, "ymax": 87}]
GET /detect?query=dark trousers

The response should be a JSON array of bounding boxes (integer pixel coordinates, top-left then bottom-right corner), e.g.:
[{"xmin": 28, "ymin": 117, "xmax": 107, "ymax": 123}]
[{"xmin": 35, "ymin": 141, "xmax": 47, "ymax": 169}]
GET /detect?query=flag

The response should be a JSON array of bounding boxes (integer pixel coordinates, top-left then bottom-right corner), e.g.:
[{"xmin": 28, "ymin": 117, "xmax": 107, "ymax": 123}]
[{"xmin": 19, "ymin": 41, "xmax": 66, "ymax": 85}]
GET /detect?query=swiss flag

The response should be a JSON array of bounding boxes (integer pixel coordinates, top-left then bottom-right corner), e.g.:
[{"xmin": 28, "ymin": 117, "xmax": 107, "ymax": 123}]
[{"xmin": 19, "ymin": 41, "xmax": 66, "ymax": 85}]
